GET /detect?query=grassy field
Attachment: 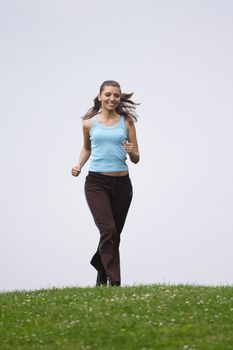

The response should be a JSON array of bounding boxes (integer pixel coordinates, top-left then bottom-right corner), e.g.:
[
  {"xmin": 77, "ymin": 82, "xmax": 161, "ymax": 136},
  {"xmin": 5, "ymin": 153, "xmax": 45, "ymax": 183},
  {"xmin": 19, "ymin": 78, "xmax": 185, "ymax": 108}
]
[{"xmin": 1, "ymin": 284, "xmax": 233, "ymax": 350}]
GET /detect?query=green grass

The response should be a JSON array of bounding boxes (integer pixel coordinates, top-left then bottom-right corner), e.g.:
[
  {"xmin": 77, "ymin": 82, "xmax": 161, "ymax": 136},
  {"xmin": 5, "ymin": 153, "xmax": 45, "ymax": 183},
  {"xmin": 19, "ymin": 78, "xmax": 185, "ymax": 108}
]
[{"xmin": 1, "ymin": 284, "xmax": 233, "ymax": 350}]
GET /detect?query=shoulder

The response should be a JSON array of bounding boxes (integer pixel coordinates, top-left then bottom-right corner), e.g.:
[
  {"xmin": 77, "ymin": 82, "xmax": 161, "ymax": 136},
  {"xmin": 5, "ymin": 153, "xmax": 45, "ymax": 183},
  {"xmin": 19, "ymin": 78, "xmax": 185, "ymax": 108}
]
[
  {"xmin": 124, "ymin": 117, "xmax": 136, "ymax": 130},
  {"xmin": 82, "ymin": 117, "xmax": 95, "ymax": 132}
]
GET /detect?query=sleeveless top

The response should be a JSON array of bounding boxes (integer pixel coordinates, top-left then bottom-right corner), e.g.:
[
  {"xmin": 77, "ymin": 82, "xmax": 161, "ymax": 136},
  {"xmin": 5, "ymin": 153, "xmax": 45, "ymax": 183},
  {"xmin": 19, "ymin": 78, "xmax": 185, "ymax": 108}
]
[{"xmin": 89, "ymin": 115, "xmax": 128, "ymax": 172}]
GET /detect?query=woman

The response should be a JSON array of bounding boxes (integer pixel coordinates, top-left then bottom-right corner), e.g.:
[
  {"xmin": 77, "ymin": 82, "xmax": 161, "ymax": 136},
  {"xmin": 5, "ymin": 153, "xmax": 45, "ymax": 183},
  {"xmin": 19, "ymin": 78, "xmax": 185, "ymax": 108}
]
[{"xmin": 71, "ymin": 80, "xmax": 140, "ymax": 287}]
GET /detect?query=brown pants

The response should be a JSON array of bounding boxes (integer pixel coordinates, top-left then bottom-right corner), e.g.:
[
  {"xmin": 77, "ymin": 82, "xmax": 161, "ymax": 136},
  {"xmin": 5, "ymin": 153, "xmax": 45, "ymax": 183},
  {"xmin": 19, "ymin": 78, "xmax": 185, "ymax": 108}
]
[{"xmin": 84, "ymin": 171, "xmax": 133, "ymax": 285}]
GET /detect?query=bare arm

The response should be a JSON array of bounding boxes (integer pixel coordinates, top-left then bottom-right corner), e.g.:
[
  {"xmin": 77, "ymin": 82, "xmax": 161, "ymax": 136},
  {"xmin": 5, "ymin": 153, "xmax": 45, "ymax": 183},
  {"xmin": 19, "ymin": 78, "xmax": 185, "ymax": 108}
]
[
  {"xmin": 124, "ymin": 120, "xmax": 140, "ymax": 164},
  {"xmin": 71, "ymin": 120, "xmax": 92, "ymax": 177}
]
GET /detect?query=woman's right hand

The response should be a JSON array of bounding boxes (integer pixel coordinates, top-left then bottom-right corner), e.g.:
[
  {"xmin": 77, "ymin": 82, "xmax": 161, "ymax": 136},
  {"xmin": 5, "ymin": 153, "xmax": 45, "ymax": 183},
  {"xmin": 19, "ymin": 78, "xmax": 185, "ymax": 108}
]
[{"xmin": 71, "ymin": 165, "xmax": 81, "ymax": 177}]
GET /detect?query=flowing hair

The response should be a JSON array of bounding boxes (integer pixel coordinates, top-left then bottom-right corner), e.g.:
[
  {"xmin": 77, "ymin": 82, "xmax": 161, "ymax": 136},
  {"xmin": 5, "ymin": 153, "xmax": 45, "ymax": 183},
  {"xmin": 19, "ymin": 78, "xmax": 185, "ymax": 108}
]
[{"xmin": 82, "ymin": 80, "xmax": 140, "ymax": 123}]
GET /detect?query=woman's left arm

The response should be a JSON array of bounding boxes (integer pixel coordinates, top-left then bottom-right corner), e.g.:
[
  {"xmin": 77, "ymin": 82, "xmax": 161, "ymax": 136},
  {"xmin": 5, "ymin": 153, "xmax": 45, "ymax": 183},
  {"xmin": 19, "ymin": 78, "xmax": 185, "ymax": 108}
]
[{"xmin": 124, "ymin": 120, "xmax": 140, "ymax": 164}]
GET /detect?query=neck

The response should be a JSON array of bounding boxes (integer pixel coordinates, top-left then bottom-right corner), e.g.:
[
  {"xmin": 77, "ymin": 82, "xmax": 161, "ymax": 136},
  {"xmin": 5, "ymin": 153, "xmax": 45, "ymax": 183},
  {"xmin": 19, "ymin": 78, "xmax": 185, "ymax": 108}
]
[{"xmin": 99, "ymin": 109, "xmax": 118, "ymax": 119}]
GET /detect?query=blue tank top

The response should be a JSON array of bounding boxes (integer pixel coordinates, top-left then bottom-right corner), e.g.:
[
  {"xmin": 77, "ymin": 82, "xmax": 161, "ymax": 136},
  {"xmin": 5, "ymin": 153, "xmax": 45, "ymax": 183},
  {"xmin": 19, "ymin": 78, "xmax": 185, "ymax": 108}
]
[{"xmin": 89, "ymin": 115, "xmax": 128, "ymax": 172}]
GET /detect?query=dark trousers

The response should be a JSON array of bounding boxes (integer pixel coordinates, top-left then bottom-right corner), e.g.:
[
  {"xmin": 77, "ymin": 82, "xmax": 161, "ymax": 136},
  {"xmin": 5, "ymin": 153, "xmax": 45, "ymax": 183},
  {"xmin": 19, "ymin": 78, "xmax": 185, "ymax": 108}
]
[{"xmin": 84, "ymin": 171, "xmax": 133, "ymax": 285}]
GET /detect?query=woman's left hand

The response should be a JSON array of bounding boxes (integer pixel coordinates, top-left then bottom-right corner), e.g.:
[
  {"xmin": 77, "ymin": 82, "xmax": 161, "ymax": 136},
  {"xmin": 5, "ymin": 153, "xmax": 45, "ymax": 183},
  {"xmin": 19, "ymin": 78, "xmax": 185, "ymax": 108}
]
[{"xmin": 123, "ymin": 141, "xmax": 134, "ymax": 153}]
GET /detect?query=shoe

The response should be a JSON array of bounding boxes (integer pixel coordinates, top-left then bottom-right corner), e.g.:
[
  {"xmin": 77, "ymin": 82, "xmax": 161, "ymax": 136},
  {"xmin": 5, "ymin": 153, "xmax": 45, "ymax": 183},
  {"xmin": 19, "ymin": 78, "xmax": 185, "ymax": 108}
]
[
  {"xmin": 108, "ymin": 280, "xmax": 121, "ymax": 287},
  {"xmin": 96, "ymin": 271, "xmax": 107, "ymax": 287}
]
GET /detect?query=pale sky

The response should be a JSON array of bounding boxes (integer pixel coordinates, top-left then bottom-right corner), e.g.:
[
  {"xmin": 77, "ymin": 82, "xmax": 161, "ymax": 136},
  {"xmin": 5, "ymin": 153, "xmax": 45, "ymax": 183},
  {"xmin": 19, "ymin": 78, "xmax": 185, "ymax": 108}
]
[{"xmin": 1, "ymin": 0, "xmax": 233, "ymax": 291}]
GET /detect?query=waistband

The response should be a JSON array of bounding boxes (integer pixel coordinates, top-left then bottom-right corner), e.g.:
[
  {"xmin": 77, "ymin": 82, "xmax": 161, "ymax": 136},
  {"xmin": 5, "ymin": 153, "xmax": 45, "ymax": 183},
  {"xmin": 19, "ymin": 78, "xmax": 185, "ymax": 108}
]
[{"xmin": 87, "ymin": 171, "xmax": 130, "ymax": 181}]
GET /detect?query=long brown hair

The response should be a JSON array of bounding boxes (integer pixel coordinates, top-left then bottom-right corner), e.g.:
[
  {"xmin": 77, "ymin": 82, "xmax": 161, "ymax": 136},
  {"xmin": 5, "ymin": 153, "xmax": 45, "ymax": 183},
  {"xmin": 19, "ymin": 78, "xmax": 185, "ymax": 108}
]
[{"xmin": 82, "ymin": 80, "xmax": 139, "ymax": 123}]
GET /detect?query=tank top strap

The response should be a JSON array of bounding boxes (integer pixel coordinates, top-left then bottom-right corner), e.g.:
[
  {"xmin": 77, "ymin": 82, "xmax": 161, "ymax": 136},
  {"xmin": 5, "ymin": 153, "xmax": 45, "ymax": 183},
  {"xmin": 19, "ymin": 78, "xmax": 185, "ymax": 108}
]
[
  {"xmin": 93, "ymin": 115, "xmax": 98, "ymax": 126},
  {"xmin": 119, "ymin": 115, "xmax": 125, "ymax": 127}
]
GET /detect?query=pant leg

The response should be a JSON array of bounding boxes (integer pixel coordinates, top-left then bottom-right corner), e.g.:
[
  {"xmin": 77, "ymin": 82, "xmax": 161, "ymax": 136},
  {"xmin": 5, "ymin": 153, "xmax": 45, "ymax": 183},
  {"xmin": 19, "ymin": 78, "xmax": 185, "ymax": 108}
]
[
  {"xmin": 111, "ymin": 177, "xmax": 133, "ymax": 237},
  {"xmin": 85, "ymin": 174, "xmax": 121, "ymax": 283},
  {"xmin": 108, "ymin": 177, "xmax": 133, "ymax": 282}
]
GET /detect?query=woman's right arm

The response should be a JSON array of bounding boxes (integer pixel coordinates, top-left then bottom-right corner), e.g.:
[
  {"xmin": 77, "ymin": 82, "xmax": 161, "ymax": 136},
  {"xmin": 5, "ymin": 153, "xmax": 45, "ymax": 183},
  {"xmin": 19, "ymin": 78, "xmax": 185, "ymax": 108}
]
[{"xmin": 71, "ymin": 120, "xmax": 92, "ymax": 177}]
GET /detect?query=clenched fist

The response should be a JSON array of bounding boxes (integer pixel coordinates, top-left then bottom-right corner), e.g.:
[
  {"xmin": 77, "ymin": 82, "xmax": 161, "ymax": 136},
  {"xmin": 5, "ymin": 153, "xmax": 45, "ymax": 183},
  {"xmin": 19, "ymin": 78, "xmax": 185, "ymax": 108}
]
[
  {"xmin": 71, "ymin": 165, "xmax": 81, "ymax": 177},
  {"xmin": 123, "ymin": 140, "xmax": 134, "ymax": 153}
]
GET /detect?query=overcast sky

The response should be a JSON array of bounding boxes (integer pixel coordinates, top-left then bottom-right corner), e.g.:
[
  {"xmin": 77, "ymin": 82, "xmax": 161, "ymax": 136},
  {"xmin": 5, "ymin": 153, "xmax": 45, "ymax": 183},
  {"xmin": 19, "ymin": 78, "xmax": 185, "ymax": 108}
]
[{"xmin": 1, "ymin": 0, "xmax": 233, "ymax": 291}]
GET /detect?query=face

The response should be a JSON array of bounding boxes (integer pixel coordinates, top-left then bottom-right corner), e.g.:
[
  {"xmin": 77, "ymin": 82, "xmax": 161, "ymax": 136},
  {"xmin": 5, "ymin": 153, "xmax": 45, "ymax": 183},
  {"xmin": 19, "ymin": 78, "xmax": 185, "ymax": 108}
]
[{"xmin": 98, "ymin": 85, "xmax": 121, "ymax": 112}]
